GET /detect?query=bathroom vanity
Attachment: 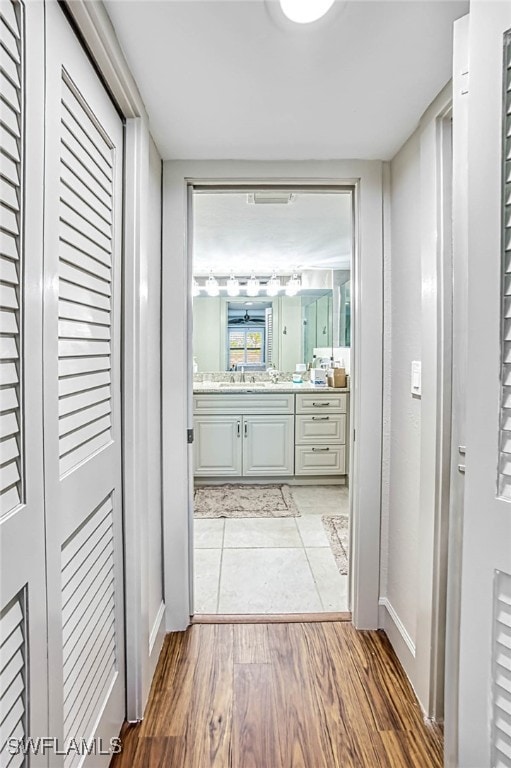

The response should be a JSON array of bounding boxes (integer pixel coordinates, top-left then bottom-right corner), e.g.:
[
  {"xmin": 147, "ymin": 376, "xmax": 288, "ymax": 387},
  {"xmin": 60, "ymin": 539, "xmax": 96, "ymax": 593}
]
[{"xmin": 192, "ymin": 384, "xmax": 349, "ymax": 481}]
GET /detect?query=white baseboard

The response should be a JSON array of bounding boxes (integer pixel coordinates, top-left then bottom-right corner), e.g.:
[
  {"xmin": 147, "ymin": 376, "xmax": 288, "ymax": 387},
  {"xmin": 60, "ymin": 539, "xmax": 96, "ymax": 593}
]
[
  {"xmin": 378, "ymin": 597, "xmax": 416, "ymax": 683},
  {"xmin": 149, "ymin": 601, "xmax": 166, "ymax": 655}
]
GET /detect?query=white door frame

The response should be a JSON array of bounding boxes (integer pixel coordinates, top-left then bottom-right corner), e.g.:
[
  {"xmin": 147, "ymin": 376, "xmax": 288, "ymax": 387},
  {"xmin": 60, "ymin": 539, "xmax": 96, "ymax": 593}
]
[{"xmin": 162, "ymin": 160, "xmax": 384, "ymax": 631}]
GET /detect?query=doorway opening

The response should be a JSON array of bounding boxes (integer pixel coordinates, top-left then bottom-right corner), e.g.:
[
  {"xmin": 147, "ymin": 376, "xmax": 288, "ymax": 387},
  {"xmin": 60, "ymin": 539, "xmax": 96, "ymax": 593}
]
[{"xmin": 190, "ymin": 187, "xmax": 354, "ymax": 616}]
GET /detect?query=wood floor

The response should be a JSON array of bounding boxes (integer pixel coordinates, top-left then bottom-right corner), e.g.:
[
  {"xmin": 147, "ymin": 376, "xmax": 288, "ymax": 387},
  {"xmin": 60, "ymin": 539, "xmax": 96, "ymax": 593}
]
[{"xmin": 111, "ymin": 622, "xmax": 443, "ymax": 768}]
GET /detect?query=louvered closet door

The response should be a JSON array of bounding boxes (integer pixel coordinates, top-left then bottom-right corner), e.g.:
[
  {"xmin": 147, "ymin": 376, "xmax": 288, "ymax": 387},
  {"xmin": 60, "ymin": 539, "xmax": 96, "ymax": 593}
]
[
  {"xmin": 0, "ymin": 2, "xmax": 48, "ymax": 766},
  {"xmin": 43, "ymin": 4, "xmax": 125, "ymax": 765},
  {"xmin": 456, "ymin": 4, "xmax": 511, "ymax": 766}
]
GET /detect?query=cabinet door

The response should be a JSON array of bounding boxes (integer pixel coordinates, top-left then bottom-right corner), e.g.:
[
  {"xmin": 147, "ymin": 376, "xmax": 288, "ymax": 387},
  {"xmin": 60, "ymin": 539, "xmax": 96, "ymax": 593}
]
[
  {"xmin": 243, "ymin": 415, "xmax": 294, "ymax": 476},
  {"xmin": 194, "ymin": 416, "xmax": 242, "ymax": 475}
]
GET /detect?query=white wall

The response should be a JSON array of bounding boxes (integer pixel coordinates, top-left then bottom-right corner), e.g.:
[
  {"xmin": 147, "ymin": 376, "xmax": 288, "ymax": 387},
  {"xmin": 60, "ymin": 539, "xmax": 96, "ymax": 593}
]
[
  {"xmin": 193, "ymin": 296, "xmax": 222, "ymax": 371},
  {"xmin": 144, "ymin": 137, "xmax": 165, "ymax": 678},
  {"xmin": 380, "ymin": 83, "xmax": 452, "ymax": 713},
  {"xmin": 382, "ymin": 129, "xmax": 422, "ymax": 646}
]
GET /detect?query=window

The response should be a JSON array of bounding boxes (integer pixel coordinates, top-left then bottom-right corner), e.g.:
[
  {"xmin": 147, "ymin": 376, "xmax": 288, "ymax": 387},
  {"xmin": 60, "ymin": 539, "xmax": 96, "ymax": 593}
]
[{"xmin": 228, "ymin": 326, "xmax": 265, "ymax": 368}]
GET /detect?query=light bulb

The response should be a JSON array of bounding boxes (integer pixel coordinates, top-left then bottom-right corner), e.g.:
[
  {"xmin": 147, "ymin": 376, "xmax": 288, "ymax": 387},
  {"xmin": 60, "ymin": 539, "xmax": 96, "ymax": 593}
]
[
  {"xmin": 279, "ymin": 0, "xmax": 335, "ymax": 24},
  {"xmin": 247, "ymin": 275, "xmax": 260, "ymax": 297},
  {"xmin": 205, "ymin": 273, "xmax": 219, "ymax": 297},
  {"xmin": 192, "ymin": 278, "xmax": 201, "ymax": 297},
  {"xmin": 266, "ymin": 273, "xmax": 281, "ymax": 297},
  {"xmin": 226, "ymin": 274, "xmax": 240, "ymax": 297},
  {"xmin": 285, "ymin": 273, "xmax": 301, "ymax": 297}
]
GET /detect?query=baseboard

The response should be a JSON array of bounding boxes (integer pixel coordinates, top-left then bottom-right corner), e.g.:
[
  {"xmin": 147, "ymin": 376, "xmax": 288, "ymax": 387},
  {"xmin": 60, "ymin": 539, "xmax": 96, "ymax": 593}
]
[
  {"xmin": 378, "ymin": 597, "xmax": 416, "ymax": 682},
  {"xmin": 149, "ymin": 601, "xmax": 166, "ymax": 656}
]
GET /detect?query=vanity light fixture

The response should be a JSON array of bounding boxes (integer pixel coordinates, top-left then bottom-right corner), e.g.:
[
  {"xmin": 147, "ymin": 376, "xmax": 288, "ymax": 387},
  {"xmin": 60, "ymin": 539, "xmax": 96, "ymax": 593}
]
[
  {"xmin": 226, "ymin": 274, "xmax": 240, "ymax": 297},
  {"xmin": 205, "ymin": 273, "xmax": 220, "ymax": 297},
  {"xmin": 246, "ymin": 274, "xmax": 260, "ymax": 297},
  {"xmin": 266, "ymin": 273, "xmax": 281, "ymax": 297},
  {"xmin": 279, "ymin": 0, "xmax": 335, "ymax": 24},
  {"xmin": 192, "ymin": 278, "xmax": 201, "ymax": 297},
  {"xmin": 285, "ymin": 273, "xmax": 301, "ymax": 297}
]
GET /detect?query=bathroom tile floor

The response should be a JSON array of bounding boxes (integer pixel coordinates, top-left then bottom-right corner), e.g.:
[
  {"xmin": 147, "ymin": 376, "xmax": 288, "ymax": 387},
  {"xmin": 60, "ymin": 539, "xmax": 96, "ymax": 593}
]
[{"xmin": 193, "ymin": 484, "xmax": 349, "ymax": 615}]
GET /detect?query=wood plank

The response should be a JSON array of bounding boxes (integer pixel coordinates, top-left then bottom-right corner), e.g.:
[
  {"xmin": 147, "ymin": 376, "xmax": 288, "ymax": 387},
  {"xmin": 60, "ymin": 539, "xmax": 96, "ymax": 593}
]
[
  {"xmin": 111, "ymin": 623, "xmax": 444, "ymax": 768},
  {"xmin": 232, "ymin": 663, "xmax": 278, "ymax": 768},
  {"xmin": 233, "ymin": 624, "xmax": 270, "ymax": 664}
]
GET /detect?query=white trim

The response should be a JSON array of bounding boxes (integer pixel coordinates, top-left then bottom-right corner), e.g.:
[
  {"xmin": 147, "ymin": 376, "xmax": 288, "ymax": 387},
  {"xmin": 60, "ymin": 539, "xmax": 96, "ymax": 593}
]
[
  {"xmin": 149, "ymin": 601, "xmax": 166, "ymax": 655},
  {"xmin": 379, "ymin": 597, "xmax": 416, "ymax": 678},
  {"xmin": 62, "ymin": 0, "xmax": 146, "ymax": 118},
  {"xmin": 162, "ymin": 160, "xmax": 383, "ymax": 631},
  {"xmin": 415, "ymin": 83, "xmax": 453, "ymax": 716}
]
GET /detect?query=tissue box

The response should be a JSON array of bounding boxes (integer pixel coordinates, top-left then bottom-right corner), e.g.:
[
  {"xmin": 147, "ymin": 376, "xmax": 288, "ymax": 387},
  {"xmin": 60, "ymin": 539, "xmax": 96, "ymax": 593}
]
[
  {"xmin": 327, "ymin": 368, "xmax": 347, "ymax": 388},
  {"xmin": 311, "ymin": 368, "xmax": 327, "ymax": 387}
]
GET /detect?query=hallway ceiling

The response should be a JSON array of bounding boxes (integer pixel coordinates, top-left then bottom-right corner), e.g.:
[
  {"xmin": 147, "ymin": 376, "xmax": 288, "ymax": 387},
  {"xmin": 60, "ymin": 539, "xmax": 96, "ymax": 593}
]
[{"xmin": 104, "ymin": 0, "xmax": 467, "ymax": 161}]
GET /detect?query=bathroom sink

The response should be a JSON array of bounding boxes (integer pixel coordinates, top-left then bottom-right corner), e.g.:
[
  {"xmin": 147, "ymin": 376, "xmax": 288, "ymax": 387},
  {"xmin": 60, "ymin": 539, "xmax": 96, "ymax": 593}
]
[{"xmin": 217, "ymin": 381, "xmax": 268, "ymax": 388}]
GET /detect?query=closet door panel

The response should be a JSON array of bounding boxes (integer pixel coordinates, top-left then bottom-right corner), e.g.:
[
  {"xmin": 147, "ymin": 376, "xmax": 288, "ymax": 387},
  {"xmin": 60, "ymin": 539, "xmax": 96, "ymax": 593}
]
[
  {"xmin": 0, "ymin": 2, "xmax": 47, "ymax": 766},
  {"xmin": 43, "ymin": 4, "xmax": 125, "ymax": 766}
]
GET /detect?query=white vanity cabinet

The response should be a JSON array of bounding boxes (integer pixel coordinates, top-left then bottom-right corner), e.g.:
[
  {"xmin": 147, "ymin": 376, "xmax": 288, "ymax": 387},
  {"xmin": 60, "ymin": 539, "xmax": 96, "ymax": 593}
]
[
  {"xmin": 193, "ymin": 389, "xmax": 349, "ymax": 479},
  {"xmin": 193, "ymin": 394, "xmax": 295, "ymax": 477},
  {"xmin": 193, "ymin": 415, "xmax": 242, "ymax": 476},
  {"xmin": 294, "ymin": 392, "xmax": 348, "ymax": 476}
]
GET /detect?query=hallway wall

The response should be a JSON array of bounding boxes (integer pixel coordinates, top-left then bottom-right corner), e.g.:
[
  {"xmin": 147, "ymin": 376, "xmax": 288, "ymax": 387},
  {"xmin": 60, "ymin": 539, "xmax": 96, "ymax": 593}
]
[
  {"xmin": 381, "ymin": 129, "xmax": 423, "ymax": 650},
  {"xmin": 380, "ymin": 83, "xmax": 452, "ymax": 714}
]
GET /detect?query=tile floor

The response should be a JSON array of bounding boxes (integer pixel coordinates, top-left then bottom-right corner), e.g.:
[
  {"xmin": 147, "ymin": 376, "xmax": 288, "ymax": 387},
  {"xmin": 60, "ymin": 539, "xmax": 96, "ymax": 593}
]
[{"xmin": 193, "ymin": 484, "xmax": 349, "ymax": 614}]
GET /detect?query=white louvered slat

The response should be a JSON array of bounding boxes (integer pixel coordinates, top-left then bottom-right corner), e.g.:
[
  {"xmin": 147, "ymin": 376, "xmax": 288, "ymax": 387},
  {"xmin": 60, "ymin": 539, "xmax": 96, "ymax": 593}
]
[
  {"xmin": 61, "ymin": 497, "xmax": 117, "ymax": 767},
  {"xmin": 57, "ymin": 74, "xmax": 114, "ymax": 474},
  {"xmin": 493, "ymin": 572, "xmax": 511, "ymax": 766},
  {"xmin": 0, "ymin": 0, "xmax": 22, "ymax": 516},
  {"xmin": 0, "ymin": 591, "xmax": 27, "ymax": 766},
  {"xmin": 501, "ymin": 37, "xmax": 511, "ymax": 498}
]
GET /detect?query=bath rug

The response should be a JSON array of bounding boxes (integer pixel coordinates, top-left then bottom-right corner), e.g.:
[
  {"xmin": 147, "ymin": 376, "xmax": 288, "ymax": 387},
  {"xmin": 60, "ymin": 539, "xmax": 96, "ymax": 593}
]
[
  {"xmin": 322, "ymin": 515, "xmax": 349, "ymax": 575},
  {"xmin": 194, "ymin": 483, "xmax": 300, "ymax": 518}
]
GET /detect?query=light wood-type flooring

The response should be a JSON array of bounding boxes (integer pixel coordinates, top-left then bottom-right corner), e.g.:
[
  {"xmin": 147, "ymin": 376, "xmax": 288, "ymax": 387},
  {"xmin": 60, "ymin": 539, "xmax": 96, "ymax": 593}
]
[{"xmin": 111, "ymin": 621, "xmax": 443, "ymax": 768}]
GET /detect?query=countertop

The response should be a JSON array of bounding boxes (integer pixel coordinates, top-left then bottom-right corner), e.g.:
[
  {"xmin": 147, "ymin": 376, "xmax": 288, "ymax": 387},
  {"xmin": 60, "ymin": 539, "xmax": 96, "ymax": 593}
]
[{"xmin": 193, "ymin": 382, "xmax": 350, "ymax": 394}]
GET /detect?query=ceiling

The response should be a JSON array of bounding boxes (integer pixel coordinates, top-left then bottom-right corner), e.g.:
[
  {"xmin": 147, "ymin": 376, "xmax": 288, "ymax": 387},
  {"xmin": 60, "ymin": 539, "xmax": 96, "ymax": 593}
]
[
  {"xmin": 192, "ymin": 191, "xmax": 352, "ymax": 274},
  {"xmin": 104, "ymin": 0, "xmax": 467, "ymax": 161}
]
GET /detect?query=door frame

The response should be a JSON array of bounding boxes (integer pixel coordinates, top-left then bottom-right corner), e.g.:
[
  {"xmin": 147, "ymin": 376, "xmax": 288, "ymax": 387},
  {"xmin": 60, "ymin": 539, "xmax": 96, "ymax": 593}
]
[{"xmin": 162, "ymin": 161, "xmax": 384, "ymax": 631}]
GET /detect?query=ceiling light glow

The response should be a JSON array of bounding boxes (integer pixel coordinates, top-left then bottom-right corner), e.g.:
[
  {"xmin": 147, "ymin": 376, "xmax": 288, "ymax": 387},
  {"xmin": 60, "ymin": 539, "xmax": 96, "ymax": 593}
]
[
  {"xmin": 205, "ymin": 273, "xmax": 219, "ymax": 297},
  {"xmin": 266, "ymin": 273, "xmax": 281, "ymax": 297},
  {"xmin": 285, "ymin": 273, "xmax": 301, "ymax": 297},
  {"xmin": 247, "ymin": 275, "xmax": 260, "ymax": 297},
  {"xmin": 226, "ymin": 274, "xmax": 240, "ymax": 297},
  {"xmin": 279, "ymin": 0, "xmax": 335, "ymax": 24}
]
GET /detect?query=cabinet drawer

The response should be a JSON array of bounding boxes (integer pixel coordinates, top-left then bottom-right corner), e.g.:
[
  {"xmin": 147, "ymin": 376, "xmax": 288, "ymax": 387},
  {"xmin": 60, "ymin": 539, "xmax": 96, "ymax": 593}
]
[
  {"xmin": 193, "ymin": 393, "xmax": 294, "ymax": 415},
  {"xmin": 295, "ymin": 393, "xmax": 347, "ymax": 414},
  {"xmin": 295, "ymin": 445, "xmax": 346, "ymax": 475},
  {"xmin": 295, "ymin": 414, "xmax": 346, "ymax": 444}
]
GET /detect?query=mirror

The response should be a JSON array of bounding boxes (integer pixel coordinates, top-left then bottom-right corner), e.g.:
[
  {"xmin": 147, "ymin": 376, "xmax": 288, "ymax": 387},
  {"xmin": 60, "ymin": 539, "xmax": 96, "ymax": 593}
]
[
  {"xmin": 193, "ymin": 272, "xmax": 350, "ymax": 373},
  {"xmin": 191, "ymin": 189, "xmax": 352, "ymax": 372}
]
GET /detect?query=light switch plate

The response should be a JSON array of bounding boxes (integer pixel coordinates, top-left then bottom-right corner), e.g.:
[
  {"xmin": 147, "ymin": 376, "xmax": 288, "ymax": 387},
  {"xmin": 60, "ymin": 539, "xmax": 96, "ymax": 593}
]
[{"xmin": 411, "ymin": 360, "xmax": 422, "ymax": 396}]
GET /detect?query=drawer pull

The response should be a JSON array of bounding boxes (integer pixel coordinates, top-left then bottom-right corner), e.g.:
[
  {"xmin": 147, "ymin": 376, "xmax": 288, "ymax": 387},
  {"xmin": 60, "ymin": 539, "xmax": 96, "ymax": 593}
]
[
  {"xmin": 312, "ymin": 402, "xmax": 330, "ymax": 407},
  {"xmin": 312, "ymin": 447, "xmax": 330, "ymax": 452},
  {"xmin": 312, "ymin": 416, "xmax": 330, "ymax": 421},
  {"xmin": 237, "ymin": 420, "xmax": 241, "ymax": 437}
]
